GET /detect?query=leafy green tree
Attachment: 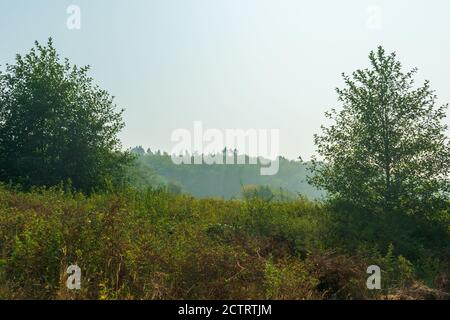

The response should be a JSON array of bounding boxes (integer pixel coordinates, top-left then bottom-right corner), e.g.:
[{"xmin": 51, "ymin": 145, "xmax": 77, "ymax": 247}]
[
  {"xmin": 310, "ymin": 47, "xmax": 450, "ymax": 216},
  {"xmin": 241, "ymin": 184, "xmax": 274, "ymax": 201},
  {"xmin": 130, "ymin": 146, "xmax": 146, "ymax": 155},
  {"xmin": 0, "ymin": 39, "xmax": 132, "ymax": 192}
]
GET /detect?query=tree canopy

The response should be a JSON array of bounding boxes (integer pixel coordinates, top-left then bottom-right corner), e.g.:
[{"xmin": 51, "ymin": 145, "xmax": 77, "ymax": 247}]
[
  {"xmin": 0, "ymin": 39, "xmax": 132, "ymax": 192},
  {"xmin": 310, "ymin": 46, "xmax": 450, "ymax": 217}
]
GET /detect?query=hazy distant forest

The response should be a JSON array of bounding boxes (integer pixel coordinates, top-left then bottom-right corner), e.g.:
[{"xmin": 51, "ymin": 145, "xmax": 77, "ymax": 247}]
[
  {"xmin": 128, "ymin": 148, "xmax": 323, "ymax": 199},
  {"xmin": 0, "ymin": 39, "xmax": 448, "ymax": 300}
]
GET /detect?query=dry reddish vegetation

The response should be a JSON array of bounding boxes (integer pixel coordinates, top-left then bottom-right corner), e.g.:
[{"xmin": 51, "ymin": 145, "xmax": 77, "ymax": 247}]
[{"xmin": 0, "ymin": 185, "xmax": 448, "ymax": 300}]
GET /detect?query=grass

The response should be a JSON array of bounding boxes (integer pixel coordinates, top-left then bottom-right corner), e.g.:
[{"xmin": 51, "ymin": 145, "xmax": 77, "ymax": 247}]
[{"xmin": 0, "ymin": 185, "xmax": 448, "ymax": 300}]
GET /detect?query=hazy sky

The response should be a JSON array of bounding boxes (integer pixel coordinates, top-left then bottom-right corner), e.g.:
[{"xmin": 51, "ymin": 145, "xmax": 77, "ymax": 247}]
[{"xmin": 1, "ymin": 0, "xmax": 449, "ymax": 159}]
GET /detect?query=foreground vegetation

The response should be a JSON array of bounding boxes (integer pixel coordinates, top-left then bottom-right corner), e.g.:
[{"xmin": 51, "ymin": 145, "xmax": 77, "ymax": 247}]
[{"xmin": 0, "ymin": 185, "xmax": 448, "ymax": 300}]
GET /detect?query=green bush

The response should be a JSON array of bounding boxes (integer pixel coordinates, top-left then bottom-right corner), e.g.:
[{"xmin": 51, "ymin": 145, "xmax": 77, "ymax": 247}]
[{"xmin": 0, "ymin": 185, "xmax": 447, "ymax": 299}]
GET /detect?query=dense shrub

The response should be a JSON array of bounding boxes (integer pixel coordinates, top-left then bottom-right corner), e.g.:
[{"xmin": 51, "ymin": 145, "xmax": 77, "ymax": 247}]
[{"xmin": 0, "ymin": 185, "xmax": 448, "ymax": 299}]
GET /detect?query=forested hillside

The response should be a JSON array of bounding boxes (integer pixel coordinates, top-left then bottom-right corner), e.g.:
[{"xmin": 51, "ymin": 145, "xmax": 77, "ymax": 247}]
[{"xmin": 127, "ymin": 148, "xmax": 323, "ymax": 199}]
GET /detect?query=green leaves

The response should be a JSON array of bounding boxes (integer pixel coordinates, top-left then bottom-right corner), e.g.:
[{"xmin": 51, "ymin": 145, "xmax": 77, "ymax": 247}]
[
  {"xmin": 0, "ymin": 39, "xmax": 132, "ymax": 193},
  {"xmin": 310, "ymin": 47, "xmax": 450, "ymax": 216}
]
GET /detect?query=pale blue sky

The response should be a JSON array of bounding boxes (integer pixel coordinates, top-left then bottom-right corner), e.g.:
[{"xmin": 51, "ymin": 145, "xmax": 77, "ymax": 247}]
[{"xmin": 1, "ymin": 0, "xmax": 449, "ymax": 159}]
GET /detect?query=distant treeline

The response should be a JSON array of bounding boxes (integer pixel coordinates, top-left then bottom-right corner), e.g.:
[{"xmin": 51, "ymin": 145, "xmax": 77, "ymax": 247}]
[{"xmin": 127, "ymin": 146, "xmax": 324, "ymax": 200}]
